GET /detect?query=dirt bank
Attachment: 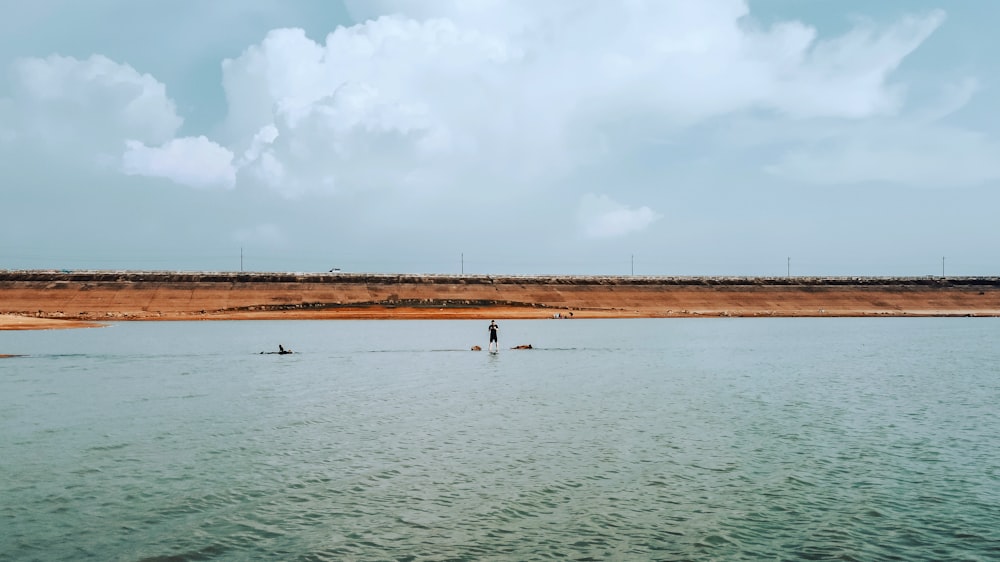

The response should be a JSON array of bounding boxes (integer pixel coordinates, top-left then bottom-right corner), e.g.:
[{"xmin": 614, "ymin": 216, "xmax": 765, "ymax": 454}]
[
  {"xmin": 2, "ymin": 271, "xmax": 999, "ymax": 330},
  {"xmin": 0, "ymin": 314, "xmax": 104, "ymax": 331}
]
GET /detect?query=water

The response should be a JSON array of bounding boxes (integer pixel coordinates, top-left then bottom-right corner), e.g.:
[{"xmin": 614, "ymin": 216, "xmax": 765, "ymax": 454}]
[{"xmin": 2, "ymin": 318, "xmax": 999, "ymax": 561}]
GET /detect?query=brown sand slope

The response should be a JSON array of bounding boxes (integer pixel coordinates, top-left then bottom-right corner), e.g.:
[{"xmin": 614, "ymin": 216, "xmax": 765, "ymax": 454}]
[
  {"xmin": 0, "ymin": 314, "xmax": 103, "ymax": 331},
  {"xmin": 2, "ymin": 271, "xmax": 1000, "ymax": 328}
]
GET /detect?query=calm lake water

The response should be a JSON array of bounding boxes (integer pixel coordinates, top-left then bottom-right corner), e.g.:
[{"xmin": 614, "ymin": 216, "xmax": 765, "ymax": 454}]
[{"xmin": 2, "ymin": 318, "xmax": 999, "ymax": 561}]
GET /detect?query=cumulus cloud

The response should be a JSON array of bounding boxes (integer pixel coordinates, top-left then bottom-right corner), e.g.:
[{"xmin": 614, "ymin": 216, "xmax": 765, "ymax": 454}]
[
  {"xmin": 9, "ymin": 54, "xmax": 181, "ymax": 149},
  {"xmin": 122, "ymin": 137, "xmax": 236, "ymax": 189},
  {"xmin": 212, "ymin": 1, "xmax": 949, "ymax": 198},
  {"xmin": 221, "ymin": 21, "xmax": 525, "ymax": 196},
  {"xmin": 345, "ymin": 1, "xmax": 944, "ymax": 119},
  {"xmin": 0, "ymin": 1, "xmax": 958, "ymax": 198},
  {"xmin": 577, "ymin": 194, "xmax": 661, "ymax": 239}
]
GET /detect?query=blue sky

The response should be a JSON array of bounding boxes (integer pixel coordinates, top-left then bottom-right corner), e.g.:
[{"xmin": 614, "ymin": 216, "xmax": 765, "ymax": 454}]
[{"xmin": 2, "ymin": 0, "xmax": 998, "ymax": 276}]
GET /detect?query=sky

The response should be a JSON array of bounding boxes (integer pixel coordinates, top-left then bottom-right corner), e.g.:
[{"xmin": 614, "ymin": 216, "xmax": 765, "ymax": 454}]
[{"xmin": 2, "ymin": 0, "xmax": 999, "ymax": 276}]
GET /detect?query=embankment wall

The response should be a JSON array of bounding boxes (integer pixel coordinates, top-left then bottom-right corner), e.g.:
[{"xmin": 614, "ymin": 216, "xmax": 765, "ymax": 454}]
[{"xmin": 2, "ymin": 271, "xmax": 999, "ymax": 319}]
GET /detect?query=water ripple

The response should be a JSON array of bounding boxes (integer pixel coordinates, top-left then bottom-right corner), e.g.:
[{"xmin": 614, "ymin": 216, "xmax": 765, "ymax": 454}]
[{"xmin": 2, "ymin": 319, "xmax": 1000, "ymax": 560}]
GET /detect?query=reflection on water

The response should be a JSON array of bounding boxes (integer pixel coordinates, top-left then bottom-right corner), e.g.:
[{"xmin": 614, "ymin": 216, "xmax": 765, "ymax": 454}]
[{"xmin": 2, "ymin": 319, "xmax": 999, "ymax": 560}]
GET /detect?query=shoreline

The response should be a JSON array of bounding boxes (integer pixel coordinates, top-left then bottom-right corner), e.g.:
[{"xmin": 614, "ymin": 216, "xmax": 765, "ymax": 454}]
[
  {"xmin": 3, "ymin": 271, "xmax": 1000, "ymax": 331},
  {"xmin": 0, "ymin": 314, "xmax": 106, "ymax": 331},
  {"xmin": 2, "ymin": 306, "xmax": 991, "ymax": 334}
]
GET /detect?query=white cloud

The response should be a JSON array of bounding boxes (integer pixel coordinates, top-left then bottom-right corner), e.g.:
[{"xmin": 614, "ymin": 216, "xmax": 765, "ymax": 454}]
[
  {"xmin": 10, "ymin": 54, "xmax": 181, "ymax": 148},
  {"xmin": 221, "ymin": 20, "xmax": 525, "ymax": 197},
  {"xmin": 240, "ymin": 124, "xmax": 280, "ymax": 164},
  {"xmin": 577, "ymin": 193, "xmax": 661, "ymax": 239},
  {"xmin": 0, "ymin": 1, "xmax": 960, "ymax": 199},
  {"xmin": 751, "ymin": 73, "xmax": 996, "ymax": 189},
  {"xmin": 7, "ymin": 0, "xmax": 1000, "ymax": 276},
  {"xmin": 122, "ymin": 136, "xmax": 236, "ymax": 189},
  {"xmin": 238, "ymin": 125, "xmax": 287, "ymax": 189},
  {"xmin": 213, "ymin": 1, "xmax": 948, "ymax": 199},
  {"xmin": 753, "ymin": 11, "xmax": 945, "ymax": 118}
]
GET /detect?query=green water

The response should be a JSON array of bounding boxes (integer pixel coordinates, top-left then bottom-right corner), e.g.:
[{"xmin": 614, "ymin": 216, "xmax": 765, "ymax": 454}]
[{"xmin": 2, "ymin": 319, "xmax": 998, "ymax": 560}]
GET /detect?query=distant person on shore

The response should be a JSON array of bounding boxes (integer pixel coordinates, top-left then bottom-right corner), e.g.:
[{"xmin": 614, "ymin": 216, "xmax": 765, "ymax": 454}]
[
  {"xmin": 278, "ymin": 344, "xmax": 292, "ymax": 354},
  {"xmin": 488, "ymin": 320, "xmax": 499, "ymax": 352}
]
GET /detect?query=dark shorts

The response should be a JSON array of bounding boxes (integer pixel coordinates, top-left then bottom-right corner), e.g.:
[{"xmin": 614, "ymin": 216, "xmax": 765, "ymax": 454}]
[{"xmin": 489, "ymin": 332, "xmax": 498, "ymax": 342}]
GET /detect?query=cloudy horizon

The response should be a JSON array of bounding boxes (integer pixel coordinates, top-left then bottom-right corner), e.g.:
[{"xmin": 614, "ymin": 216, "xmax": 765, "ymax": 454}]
[{"xmin": 3, "ymin": 1, "xmax": 999, "ymax": 276}]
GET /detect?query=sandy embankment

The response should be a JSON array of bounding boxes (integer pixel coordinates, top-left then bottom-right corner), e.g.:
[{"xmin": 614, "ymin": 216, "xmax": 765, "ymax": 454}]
[
  {"xmin": 2, "ymin": 271, "xmax": 1000, "ymax": 333},
  {"xmin": 0, "ymin": 314, "xmax": 104, "ymax": 330}
]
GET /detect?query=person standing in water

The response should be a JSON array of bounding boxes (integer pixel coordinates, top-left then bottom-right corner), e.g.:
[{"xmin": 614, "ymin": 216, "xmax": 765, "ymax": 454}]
[{"xmin": 488, "ymin": 320, "xmax": 499, "ymax": 352}]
